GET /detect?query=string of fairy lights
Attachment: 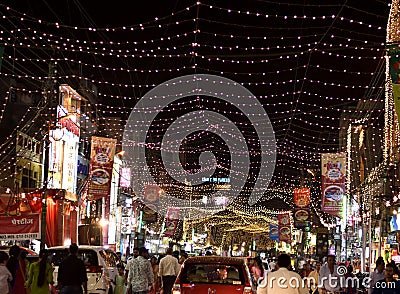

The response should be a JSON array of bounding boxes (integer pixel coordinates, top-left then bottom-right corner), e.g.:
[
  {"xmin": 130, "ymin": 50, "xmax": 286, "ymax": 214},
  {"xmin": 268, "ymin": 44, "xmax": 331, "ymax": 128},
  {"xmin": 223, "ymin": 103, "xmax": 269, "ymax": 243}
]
[{"xmin": 0, "ymin": 0, "xmax": 392, "ymax": 233}]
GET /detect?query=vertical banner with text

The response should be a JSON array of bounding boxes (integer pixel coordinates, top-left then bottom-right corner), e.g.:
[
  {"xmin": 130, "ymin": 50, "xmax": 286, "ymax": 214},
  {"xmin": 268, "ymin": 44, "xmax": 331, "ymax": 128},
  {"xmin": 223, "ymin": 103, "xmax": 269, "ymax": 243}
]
[
  {"xmin": 163, "ymin": 207, "xmax": 180, "ymax": 237},
  {"xmin": 278, "ymin": 212, "xmax": 291, "ymax": 243},
  {"xmin": 119, "ymin": 167, "xmax": 131, "ymax": 188},
  {"xmin": 269, "ymin": 223, "xmax": 279, "ymax": 242},
  {"xmin": 142, "ymin": 184, "xmax": 160, "ymax": 223},
  {"xmin": 88, "ymin": 136, "xmax": 117, "ymax": 201},
  {"xmin": 293, "ymin": 187, "xmax": 311, "ymax": 229},
  {"xmin": 321, "ymin": 153, "xmax": 346, "ymax": 218}
]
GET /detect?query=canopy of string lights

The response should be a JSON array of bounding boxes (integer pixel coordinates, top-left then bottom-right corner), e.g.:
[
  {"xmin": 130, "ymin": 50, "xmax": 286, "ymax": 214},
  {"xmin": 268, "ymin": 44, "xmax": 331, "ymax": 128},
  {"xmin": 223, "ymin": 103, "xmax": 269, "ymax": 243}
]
[{"xmin": 0, "ymin": 0, "xmax": 392, "ymax": 229}]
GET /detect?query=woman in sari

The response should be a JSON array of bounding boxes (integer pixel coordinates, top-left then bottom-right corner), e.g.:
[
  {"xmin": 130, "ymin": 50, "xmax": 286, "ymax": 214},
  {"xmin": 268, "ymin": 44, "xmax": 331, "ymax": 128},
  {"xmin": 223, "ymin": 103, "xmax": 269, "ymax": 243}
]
[{"xmin": 6, "ymin": 245, "xmax": 28, "ymax": 294}]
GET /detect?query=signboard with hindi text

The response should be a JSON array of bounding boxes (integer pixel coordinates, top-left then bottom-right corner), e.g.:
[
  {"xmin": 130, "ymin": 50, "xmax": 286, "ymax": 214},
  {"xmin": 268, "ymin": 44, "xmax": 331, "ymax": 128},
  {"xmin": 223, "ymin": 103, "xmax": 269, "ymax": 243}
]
[{"xmin": 0, "ymin": 214, "xmax": 41, "ymax": 240}]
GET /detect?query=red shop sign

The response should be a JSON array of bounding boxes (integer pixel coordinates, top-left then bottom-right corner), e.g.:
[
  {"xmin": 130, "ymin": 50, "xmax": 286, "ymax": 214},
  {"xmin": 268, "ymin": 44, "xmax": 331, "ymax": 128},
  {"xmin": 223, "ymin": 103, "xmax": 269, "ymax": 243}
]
[{"xmin": 0, "ymin": 213, "xmax": 41, "ymax": 240}]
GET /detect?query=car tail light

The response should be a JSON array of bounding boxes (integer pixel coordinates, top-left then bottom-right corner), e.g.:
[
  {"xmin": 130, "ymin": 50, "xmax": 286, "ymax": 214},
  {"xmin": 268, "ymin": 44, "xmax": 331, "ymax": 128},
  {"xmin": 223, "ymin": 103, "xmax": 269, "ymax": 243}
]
[
  {"xmin": 172, "ymin": 284, "xmax": 181, "ymax": 294},
  {"xmin": 87, "ymin": 265, "xmax": 103, "ymax": 273},
  {"xmin": 243, "ymin": 286, "xmax": 253, "ymax": 294}
]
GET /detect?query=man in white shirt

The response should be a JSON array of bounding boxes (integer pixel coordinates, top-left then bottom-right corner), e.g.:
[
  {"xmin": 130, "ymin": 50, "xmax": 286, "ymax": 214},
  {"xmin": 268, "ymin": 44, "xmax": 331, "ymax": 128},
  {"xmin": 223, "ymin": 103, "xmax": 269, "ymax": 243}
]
[
  {"xmin": 158, "ymin": 248, "xmax": 181, "ymax": 294},
  {"xmin": 127, "ymin": 247, "xmax": 154, "ymax": 294},
  {"xmin": 257, "ymin": 253, "xmax": 308, "ymax": 294},
  {"xmin": 125, "ymin": 247, "xmax": 140, "ymax": 280},
  {"xmin": 318, "ymin": 255, "xmax": 344, "ymax": 294},
  {"xmin": 368, "ymin": 257, "xmax": 385, "ymax": 294}
]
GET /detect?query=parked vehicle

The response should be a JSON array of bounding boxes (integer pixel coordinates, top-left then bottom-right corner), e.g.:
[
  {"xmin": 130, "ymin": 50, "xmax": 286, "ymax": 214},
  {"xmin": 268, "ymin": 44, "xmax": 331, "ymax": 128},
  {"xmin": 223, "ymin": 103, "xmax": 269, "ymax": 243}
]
[
  {"xmin": 47, "ymin": 245, "xmax": 118, "ymax": 294},
  {"xmin": 173, "ymin": 256, "xmax": 256, "ymax": 294},
  {"xmin": 0, "ymin": 245, "xmax": 38, "ymax": 262}
]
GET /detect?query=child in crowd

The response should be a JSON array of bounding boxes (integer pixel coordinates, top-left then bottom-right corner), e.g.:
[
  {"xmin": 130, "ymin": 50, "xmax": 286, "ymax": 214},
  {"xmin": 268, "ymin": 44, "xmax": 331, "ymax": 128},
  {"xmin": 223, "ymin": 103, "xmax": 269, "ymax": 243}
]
[
  {"xmin": 0, "ymin": 251, "xmax": 12, "ymax": 294},
  {"xmin": 113, "ymin": 265, "xmax": 126, "ymax": 294}
]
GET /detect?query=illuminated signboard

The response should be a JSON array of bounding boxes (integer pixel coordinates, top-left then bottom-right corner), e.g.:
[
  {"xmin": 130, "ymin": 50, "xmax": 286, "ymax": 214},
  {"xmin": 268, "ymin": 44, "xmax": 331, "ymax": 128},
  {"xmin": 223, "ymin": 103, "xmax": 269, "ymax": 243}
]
[
  {"xmin": 201, "ymin": 177, "xmax": 230, "ymax": 183},
  {"xmin": 47, "ymin": 85, "xmax": 83, "ymax": 200},
  {"xmin": 202, "ymin": 177, "xmax": 231, "ymax": 191},
  {"xmin": 120, "ymin": 167, "xmax": 131, "ymax": 188}
]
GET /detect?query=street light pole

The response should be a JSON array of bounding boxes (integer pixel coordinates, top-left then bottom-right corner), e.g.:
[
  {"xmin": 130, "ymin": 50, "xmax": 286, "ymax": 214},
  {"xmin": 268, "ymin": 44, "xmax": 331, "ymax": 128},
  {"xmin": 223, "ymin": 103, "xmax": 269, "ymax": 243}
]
[
  {"xmin": 40, "ymin": 123, "xmax": 51, "ymax": 250},
  {"xmin": 40, "ymin": 58, "xmax": 57, "ymax": 250}
]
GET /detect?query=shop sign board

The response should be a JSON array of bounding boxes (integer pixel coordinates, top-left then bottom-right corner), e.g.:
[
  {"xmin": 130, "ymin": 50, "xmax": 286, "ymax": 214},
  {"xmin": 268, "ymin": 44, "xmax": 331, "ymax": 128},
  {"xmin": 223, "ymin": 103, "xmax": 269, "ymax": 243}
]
[{"xmin": 0, "ymin": 214, "xmax": 40, "ymax": 240}]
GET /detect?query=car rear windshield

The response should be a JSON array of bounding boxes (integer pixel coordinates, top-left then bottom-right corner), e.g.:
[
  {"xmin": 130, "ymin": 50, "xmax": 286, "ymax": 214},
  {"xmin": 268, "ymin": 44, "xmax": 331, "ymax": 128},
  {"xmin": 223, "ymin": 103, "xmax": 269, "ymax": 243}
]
[
  {"xmin": 181, "ymin": 263, "xmax": 245, "ymax": 285},
  {"xmin": 99, "ymin": 250, "xmax": 118, "ymax": 267},
  {"xmin": 48, "ymin": 249, "xmax": 99, "ymax": 267}
]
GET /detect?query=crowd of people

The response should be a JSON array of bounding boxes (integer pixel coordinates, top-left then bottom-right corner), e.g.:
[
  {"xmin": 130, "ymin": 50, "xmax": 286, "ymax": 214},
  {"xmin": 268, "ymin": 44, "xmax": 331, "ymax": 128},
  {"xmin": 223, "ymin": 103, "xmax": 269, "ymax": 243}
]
[
  {"xmin": 0, "ymin": 242, "xmax": 192, "ymax": 294},
  {"xmin": 249, "ymin": 254, "xmax": 400, "ymax": 294},
  {"xmin": 120, "ymin": 246, "xmax": 190, "ymax": 294},
  {"xmin": 0, "ymin": 243, "xmax": 89, "ymax": 294},
  {"xmin": 0, "ymin": 245, "xmax": 54, "ymax": 294},
  {"xmin": 3, "ymin": 243, "xmax": 400, "ymax": 294}
]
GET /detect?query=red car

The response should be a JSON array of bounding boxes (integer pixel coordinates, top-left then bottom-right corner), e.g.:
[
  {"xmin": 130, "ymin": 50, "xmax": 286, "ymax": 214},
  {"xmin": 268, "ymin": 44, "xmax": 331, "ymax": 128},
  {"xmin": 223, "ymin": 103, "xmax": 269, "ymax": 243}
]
[
  {"xmin": 0, "ymin": 245, "xmax": 37, "ymax": 256},
  {"xmin": 0, "ymin": 245, "xmax": 38, "ymax": 262},
  {"xmin": 173, "ymin": 256, "xmax": 256, "ymax": 294}
]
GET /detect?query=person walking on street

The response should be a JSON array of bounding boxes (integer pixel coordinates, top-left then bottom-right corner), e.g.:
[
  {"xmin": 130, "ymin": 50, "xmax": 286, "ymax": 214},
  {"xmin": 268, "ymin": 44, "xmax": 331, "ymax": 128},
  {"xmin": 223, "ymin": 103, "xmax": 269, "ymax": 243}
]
[
  {"xmin": 178, "ymin": 250, "xmax": 188, "ymax": 265},
  {"xmin": 149, "ymin": 256, "xmax": 161, "ymax": 294},
  {"xmin": 344, "ymin": 265, "xmax": 357, "ymax": 294},
  {"xmin": 300, "ymin": 263, "xmax": 312, "ymax": 279},
  {"xmin": 0, "ymin": 251, "xmax": 12, "ymax": 294},
  {"xmin": 257, "ymin": 253, "xmax": 308, "ymax": 294},
  {"xmin": 318, "ymin": 255, "xmax": 344, "ymax": 294},
  {"xmin": 158, "ymin": 248, "xmax": 181, "ymax": 294},
  {"xmin": 25, "ymin": 249, "xmax": 53, "ymax": 294},
  {"xmin": 112, "ymin": 265, "xmax": 126, "ymax": 294},
  {"xmin": 20, "ymin": 251, "xmax": 31, "ymax": 280},
  {"xmin": 125, "ymin": 247, "xmax": 139, "ymax": 281},
  {"xmin": 372, "ymin": 263, "xmax": 400, "ymax": 294},
  {"xmin": 127, "ymin": 247, "xmax": 154, "ymax": 294},
  {"xmin": 308, "ymin": 261, "xmax": 321, "ymax": 294},
  {"xmin": 6, "ymin": 245, "xmax": 28, "ymax": 294},
  {"xmin": 57, "ymin": 243, "xmax": 88, "ymax": 294},
  {"xmin": 253, "ymin": 256, "xmax": 265, "ymax": 284},
  {"xmin": 369, "ymin": 257, "xmax": 385, "ymax": 294}
]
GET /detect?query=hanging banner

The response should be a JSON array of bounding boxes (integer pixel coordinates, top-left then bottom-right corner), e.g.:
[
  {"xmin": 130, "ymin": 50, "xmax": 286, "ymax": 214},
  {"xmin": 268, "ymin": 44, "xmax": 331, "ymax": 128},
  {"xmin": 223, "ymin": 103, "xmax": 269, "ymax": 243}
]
[
  {"xmin": 321, "ymin": 153, "xmax": 346, "ymax": 218},
  {"xmin": 293, "ymin": 187, "xmax": 311, "ymax": 229},
  {"xmin": 269, "ymin": 224, "xmax": 279, "ymax": 242},
  {"xmin": 142, "ymin": 184, "xmax": 160, "ymax": 223},
  {"xmin": 0, "ymin": 213, "xmax": 41, "ymax": 240},
  {"xmin": 119, "ymin": 167, "xmax": 131, "ymax": 188},
  {"xmin": 278, "ymin": 212, "xmax": 291, "ymax": 243},
  {"xmin": 163, "ymin": 207, "xmax": 180, "ymax": 237},
  {"xmin": 88, "ymin": 136, "xmax": 117, "ymax": 201}
]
